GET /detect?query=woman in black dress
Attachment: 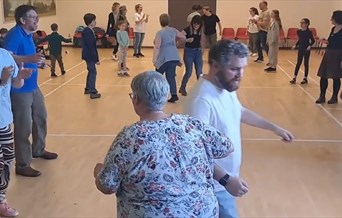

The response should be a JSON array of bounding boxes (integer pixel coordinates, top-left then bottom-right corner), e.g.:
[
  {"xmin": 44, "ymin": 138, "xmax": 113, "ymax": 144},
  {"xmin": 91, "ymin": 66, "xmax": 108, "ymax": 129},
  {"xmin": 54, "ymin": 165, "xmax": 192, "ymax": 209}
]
[{"xmin": 316, "ymin": 10, "xmax": 342, "ymax": 104}]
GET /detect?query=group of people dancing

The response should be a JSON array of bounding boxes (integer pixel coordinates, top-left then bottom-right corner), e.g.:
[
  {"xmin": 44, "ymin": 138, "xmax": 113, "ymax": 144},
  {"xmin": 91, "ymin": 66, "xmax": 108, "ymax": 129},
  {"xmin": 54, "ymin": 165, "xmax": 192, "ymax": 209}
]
[
  {"xmin": 0, "ymin": 1, "xmax": 341, "ymax": 218},
  {"xmin": 246, "ymin": 2, "xmax": 342, "ymax": 103}
]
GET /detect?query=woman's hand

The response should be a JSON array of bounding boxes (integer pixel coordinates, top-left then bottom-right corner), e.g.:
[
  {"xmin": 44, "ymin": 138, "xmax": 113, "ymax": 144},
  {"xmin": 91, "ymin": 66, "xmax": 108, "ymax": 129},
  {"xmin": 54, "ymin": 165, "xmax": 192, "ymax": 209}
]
[
  {"xmin": 1, "ymin": 66, "xmax": 14, "ymax": 85},
  {"xmin": 93, "ymin": 163, "xmax": 103, "ymax": 178},
  {"xmin": 186, "ymin": 37, "xmax": 194, "ymax": 43}
]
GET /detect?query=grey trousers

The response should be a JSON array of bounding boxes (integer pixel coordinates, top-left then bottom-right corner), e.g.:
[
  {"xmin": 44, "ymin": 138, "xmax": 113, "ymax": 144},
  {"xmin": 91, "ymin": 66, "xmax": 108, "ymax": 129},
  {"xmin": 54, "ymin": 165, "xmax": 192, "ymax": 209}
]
[
  {"xmin": 248, "ymin": 32, "xmax": 258, "ymax": 53},
  {"xmin": 50, "ymin": 54, "xmax": 65, "ymax": 74},
  {"xmin": 268, "ymin": 43, "xmax": 279, "ymax": 68},
  {"xmin": 205, "ymin": 33, "xmax": 217, "ymax": 48},
  {"xmin": 10, "ymin": 88, "xmax": 47, "ymax": 168}
]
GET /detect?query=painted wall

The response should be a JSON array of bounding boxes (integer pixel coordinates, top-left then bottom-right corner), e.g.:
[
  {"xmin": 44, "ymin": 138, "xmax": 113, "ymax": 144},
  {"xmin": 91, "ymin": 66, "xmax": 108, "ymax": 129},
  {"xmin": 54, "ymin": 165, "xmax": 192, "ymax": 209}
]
[
  {"xmin": 1, "ymin": 0, "xmax": 339, "ymax": 46},
  {"xmin": 0, "ymin": 1, "xmax": 57, "ymax": 35}
]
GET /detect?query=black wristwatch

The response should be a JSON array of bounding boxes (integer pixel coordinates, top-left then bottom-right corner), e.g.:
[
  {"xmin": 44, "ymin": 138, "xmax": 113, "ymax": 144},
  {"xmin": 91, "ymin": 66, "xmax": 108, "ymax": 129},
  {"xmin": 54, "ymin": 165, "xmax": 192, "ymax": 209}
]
[{"xmin": 219, "ymin": 173, "xmax": 230, "ymax": 186}]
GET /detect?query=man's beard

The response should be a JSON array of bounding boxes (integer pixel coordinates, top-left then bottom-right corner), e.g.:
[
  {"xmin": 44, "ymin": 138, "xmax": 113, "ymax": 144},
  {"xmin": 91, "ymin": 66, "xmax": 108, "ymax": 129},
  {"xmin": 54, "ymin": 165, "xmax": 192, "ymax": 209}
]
[{"xmin": 215, "ymin": 70, "xmax": 240, "ymax": 92}]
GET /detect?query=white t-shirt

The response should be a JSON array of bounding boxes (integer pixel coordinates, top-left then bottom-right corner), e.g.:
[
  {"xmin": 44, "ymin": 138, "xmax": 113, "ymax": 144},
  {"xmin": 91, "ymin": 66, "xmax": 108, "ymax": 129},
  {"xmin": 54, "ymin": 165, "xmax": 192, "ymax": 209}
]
[
  {"xmin": 134, "ymin": 12, "xmax": 146, "ymax": 33},
  {"xmin": 187, "ymin": 11, "xmax": 201, "ymax": 23},
  {"xmin": 0, "ymin": 48, "xmax": 19, "ymax": 128},
  {"xmin": 184, "ymin": 78, "xmax": 242, "ymax": 192},
  {"xmin": 247, "ymin": 15, "xmax": 259, "ymax": 33}
]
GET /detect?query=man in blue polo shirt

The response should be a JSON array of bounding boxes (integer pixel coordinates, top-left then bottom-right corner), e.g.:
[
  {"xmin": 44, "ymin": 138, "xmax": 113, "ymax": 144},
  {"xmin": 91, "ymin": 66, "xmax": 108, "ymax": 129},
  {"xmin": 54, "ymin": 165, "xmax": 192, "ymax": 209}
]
[{"xmin": 4, "ymin": 5, "xmax": 58, "ymax": 177}]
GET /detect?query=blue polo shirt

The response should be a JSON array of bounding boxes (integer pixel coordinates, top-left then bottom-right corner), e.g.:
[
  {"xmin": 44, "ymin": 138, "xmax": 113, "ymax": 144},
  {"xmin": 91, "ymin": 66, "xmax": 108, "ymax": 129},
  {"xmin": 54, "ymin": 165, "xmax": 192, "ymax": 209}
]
[{"xmin": 4, "ymin": 25, "xmax": 38, "ymax": 93}]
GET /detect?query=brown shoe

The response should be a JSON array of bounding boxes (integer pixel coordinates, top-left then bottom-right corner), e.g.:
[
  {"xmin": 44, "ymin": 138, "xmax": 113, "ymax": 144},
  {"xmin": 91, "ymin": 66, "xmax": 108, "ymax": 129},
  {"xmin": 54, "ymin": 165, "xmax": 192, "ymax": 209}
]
[
  {"xmin": 15, "ymin": 167, "xmax": 41, "ymax": 177},
  {"xmin": 33, "ymin": 151, "xmax": 58, "ymax": 160}
]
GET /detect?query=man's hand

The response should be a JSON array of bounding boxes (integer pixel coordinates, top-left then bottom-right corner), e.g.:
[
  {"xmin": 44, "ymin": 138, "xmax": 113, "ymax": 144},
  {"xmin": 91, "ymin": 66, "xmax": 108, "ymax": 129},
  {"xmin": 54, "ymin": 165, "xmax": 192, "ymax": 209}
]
[
  {"xmin": 1, "ymin": 66, "xmax": 14, "ymax": 84},
  {"xmin": 274, "ymin": 126, "xmax": 294, "ymax": 142},
  {"xmin": 93, "ymin": 163, "xmax": 103, "ymax": 178},
  {"xmin": 17, "ymin": 63, "xmax": 33, "ymax": 80},
  {"xmin": 30, "ymin": 53, "xmax": 46, "ymax": 64},
  {"xmin": 224, "ymin": 176, "xmax": 249, "ymax": 197}
]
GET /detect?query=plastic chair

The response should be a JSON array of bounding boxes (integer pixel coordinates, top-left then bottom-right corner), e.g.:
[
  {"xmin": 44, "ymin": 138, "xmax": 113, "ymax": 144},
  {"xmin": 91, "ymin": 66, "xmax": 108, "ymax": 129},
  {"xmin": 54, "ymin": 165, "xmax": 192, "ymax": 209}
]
[
  {"xmin": 128, "ymin": 27, "xmax": 134, "ymax": 39},
  {"xmin": 236, "ymin": 28, "xmax": 249, "ymax": 41},
  {"xmin": 286, "ymin": 28, "xmax": 298, "ymax": 47},
  {"xmin": 279, "ymin": 28, "xmax": 286, "ymax": 47},
  {"xmin": 309, "ymin": 28, "xmax": 319, "ymax": 47},
  {"xmin": 221, "ymin": 28, "xmax": 235, "ymax": 40}
]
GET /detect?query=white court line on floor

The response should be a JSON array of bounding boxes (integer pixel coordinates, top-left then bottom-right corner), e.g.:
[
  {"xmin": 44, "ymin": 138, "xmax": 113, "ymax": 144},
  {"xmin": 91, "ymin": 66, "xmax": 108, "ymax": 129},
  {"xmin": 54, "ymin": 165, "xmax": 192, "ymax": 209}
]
[
  {"xmin": 278, "ymin": 64, "xmax": 342, "ymax": 128},
  {"xmin": 325, "ymin": 107, "xmax": 342, "ymax": 111},
  {"xmin": 286, "ymin": 59, "xmax": 333, "ymax": 95},
  {"xmin": 38, "ymin": 61, "xmax": 84, "ymax": 87},
  {"xmin": 44, "ymin": 58, "xmax": 105, "ymax": 98},
  {"xmin": 40, "ymin": 83, "xmax": 302, "ymax": 90},
  {"xmin": 107, "ymin": 56, "xmax": 153, "ymax": 61},
  {"xmin": 46, "ymin": 133, "xmax": 342, "ymax": 143}
]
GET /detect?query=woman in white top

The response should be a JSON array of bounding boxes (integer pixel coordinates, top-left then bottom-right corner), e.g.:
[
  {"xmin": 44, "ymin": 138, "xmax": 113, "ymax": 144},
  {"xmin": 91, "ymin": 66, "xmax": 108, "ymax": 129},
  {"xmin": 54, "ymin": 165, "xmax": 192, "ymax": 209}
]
[
  {"xmin": 247, "ymin": 7, "xmax": 259, "ymax": 57},
  {"xmin": 133, "ymin": 4, "xmax": 149, "ymax": 58}
]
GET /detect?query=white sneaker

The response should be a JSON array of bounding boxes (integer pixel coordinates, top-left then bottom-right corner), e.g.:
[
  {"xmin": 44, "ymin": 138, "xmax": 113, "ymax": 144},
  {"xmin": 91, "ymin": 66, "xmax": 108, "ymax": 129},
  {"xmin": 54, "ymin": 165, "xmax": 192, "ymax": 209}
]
[
  {"xmin": 112, "ymin": 54, "xmax": 118, "ymax": 61},
  {"xmin": 251, "ymin": 53, "xmax": 257, "ymax": 57},
  {"xmin": 0, "ymin": 201, "xmax": 19, "ymax": 217}
]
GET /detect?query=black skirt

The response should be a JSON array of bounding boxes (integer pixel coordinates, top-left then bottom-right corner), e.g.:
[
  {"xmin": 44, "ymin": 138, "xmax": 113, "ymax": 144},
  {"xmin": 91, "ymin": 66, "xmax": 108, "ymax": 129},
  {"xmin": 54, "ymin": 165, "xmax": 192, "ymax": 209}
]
[{"xmin": 317, "ymin": 49, "xmax": 342, "ymax": 79}]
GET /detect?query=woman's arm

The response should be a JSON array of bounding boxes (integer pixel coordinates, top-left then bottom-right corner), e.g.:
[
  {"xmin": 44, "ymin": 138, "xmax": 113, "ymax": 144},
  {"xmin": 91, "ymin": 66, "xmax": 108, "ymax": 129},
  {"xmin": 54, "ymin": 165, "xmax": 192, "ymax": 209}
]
[{"xmin": 153, "ymin": 33, "xmax": 161, "ymax": 66}]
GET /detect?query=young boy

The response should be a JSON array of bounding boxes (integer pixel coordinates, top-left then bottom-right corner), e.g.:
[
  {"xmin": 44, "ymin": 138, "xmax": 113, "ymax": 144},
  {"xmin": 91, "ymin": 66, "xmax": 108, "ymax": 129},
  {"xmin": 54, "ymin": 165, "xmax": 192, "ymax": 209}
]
[
  {"xmin": 0, "ymin": 48, "xmax": 32, "ymax": 217},
  {"xmin": 0, "ymin": 28, "xmax": 8, "ymax": 48},
  {"xmin": 82, "ymin": 13, "xmax": 101, "ymax": 99},
  {"xmin": 36, "ymin": 23, "xmax": 72, "ymax": 77},
  {"xmin": 116, "ymin": 20, "xmax": 130, "ymax": 77}
]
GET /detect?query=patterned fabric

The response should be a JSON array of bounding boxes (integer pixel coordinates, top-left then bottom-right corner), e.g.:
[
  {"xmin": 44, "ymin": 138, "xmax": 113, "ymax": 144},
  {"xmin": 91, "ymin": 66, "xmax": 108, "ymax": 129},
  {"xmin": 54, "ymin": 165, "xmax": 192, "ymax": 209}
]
[
  {"xmin": 98, "ymin": 114, "xmax": 233, "ymax": 218},
  {"xmin": 0, "ymin": 125, "xmax": 15, "ymax": 203},
  {"xmin": 118, "ymin": 48, "xmax": 127, "ymax": 65}
]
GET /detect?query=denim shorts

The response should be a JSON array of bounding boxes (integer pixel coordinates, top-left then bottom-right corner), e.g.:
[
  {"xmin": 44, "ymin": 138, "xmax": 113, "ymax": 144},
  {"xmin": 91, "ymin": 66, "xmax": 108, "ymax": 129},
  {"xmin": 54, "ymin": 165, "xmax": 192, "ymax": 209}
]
[{"xmin": 216, "ymin": 190, "xmax": 239, "ymax": 218}]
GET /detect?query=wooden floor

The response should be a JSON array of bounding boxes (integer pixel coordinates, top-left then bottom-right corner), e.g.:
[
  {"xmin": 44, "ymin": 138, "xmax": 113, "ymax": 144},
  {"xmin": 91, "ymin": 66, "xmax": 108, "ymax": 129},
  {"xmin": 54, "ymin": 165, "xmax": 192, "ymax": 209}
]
[{"xmin": 8, "ymin": 47, "xmax": 342, "ymax": 217}]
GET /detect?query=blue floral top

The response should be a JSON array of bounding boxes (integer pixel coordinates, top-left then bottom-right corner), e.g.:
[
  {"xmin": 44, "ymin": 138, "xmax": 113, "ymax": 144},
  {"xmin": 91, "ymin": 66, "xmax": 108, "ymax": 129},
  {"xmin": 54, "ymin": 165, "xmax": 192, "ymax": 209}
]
[{"xmin": 98, "ymin": 114, "xmax": 233, "ymax": 218}]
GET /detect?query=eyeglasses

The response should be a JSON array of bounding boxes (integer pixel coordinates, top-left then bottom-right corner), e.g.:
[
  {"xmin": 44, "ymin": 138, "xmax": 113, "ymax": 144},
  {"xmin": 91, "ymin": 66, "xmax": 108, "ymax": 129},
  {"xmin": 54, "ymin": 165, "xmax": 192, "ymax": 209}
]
[
  {"xmin": 25, "ymin": 15, "xmax": 39, "ymax": 20},
  {"xmin": 129, "ymin": 93, "xmax": 134, "ymax": 99}
]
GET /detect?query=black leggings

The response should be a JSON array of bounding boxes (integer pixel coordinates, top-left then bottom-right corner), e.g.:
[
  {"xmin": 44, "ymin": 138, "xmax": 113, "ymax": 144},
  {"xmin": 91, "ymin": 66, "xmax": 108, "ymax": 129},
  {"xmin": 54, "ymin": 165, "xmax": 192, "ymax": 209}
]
[
  {"xmin": 294, "ymin": 49, "xmax": 310, "ymax": 77},
  {"xmin": 320, "ymin": 78, "xmax": 341, "ymax": 97}
]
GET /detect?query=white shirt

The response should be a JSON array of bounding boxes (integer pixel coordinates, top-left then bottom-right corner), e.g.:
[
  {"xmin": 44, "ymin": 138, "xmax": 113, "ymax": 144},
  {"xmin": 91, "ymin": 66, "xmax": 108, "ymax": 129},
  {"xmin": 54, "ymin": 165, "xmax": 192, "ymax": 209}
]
[
  {"xmin": 134, "ymin": 12, "xmax": 146, "ymax": 33},
  {"xmin": 0, "ymin": 48, "xmax": 18, "ymax": 128},
  {"xmin": 248, "ymin": 15, "xmax": 259, "ymax": 33},
  {"xmin": 187, "ymin": 11, "xmax": 201, "ymax": 23},
  {"xmin": 184, "ymin": 78, "xmax": 242, "ymax": 192}
]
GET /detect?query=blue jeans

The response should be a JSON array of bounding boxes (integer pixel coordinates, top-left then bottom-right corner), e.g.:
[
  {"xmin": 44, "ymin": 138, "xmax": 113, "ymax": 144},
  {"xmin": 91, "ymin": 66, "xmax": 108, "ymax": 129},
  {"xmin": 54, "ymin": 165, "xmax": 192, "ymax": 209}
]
[
  {"xmin": 85, "ymin": 61, "xmax": 97, "ymax": 93},
  {"xmin": 156, "ymin": 61, "xmax": 179, "ymax": 96},
  {"xmin": 181, "ymin": 47, "xmax": 203, "ymax": 90},
  {"xmin": 134, "ymin": 32, "xmax": 145, "ymax": 54},
  {"xmin": 256, "ymin": 30, "xmax": 269, "ymax": 60},
  {"xmin": 216, "ymin": 190, "xmax": 239, "ymax": 218}
]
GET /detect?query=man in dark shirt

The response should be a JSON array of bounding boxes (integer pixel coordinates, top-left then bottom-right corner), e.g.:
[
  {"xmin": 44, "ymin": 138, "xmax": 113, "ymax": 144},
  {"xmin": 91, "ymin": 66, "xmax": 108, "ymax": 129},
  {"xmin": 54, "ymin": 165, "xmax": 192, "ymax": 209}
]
[
  {"xmin": 36, "ymin": 23, "xmax": 72, "ymax": 77},
  {"xmin": 82, "ymin": 13, "xmax": 101, "ymax": 99},
  {"xmin": 202, "ymin": 6, "xmax": 222, "ymax": 48}
]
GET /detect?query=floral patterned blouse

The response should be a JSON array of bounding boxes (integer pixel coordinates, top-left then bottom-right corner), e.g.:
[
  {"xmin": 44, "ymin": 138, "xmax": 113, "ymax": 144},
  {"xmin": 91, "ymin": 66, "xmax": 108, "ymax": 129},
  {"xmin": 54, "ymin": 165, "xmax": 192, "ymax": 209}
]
[{"xmin": 98, "ymin": 114, "xmax": 233, "ymax": 218}]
